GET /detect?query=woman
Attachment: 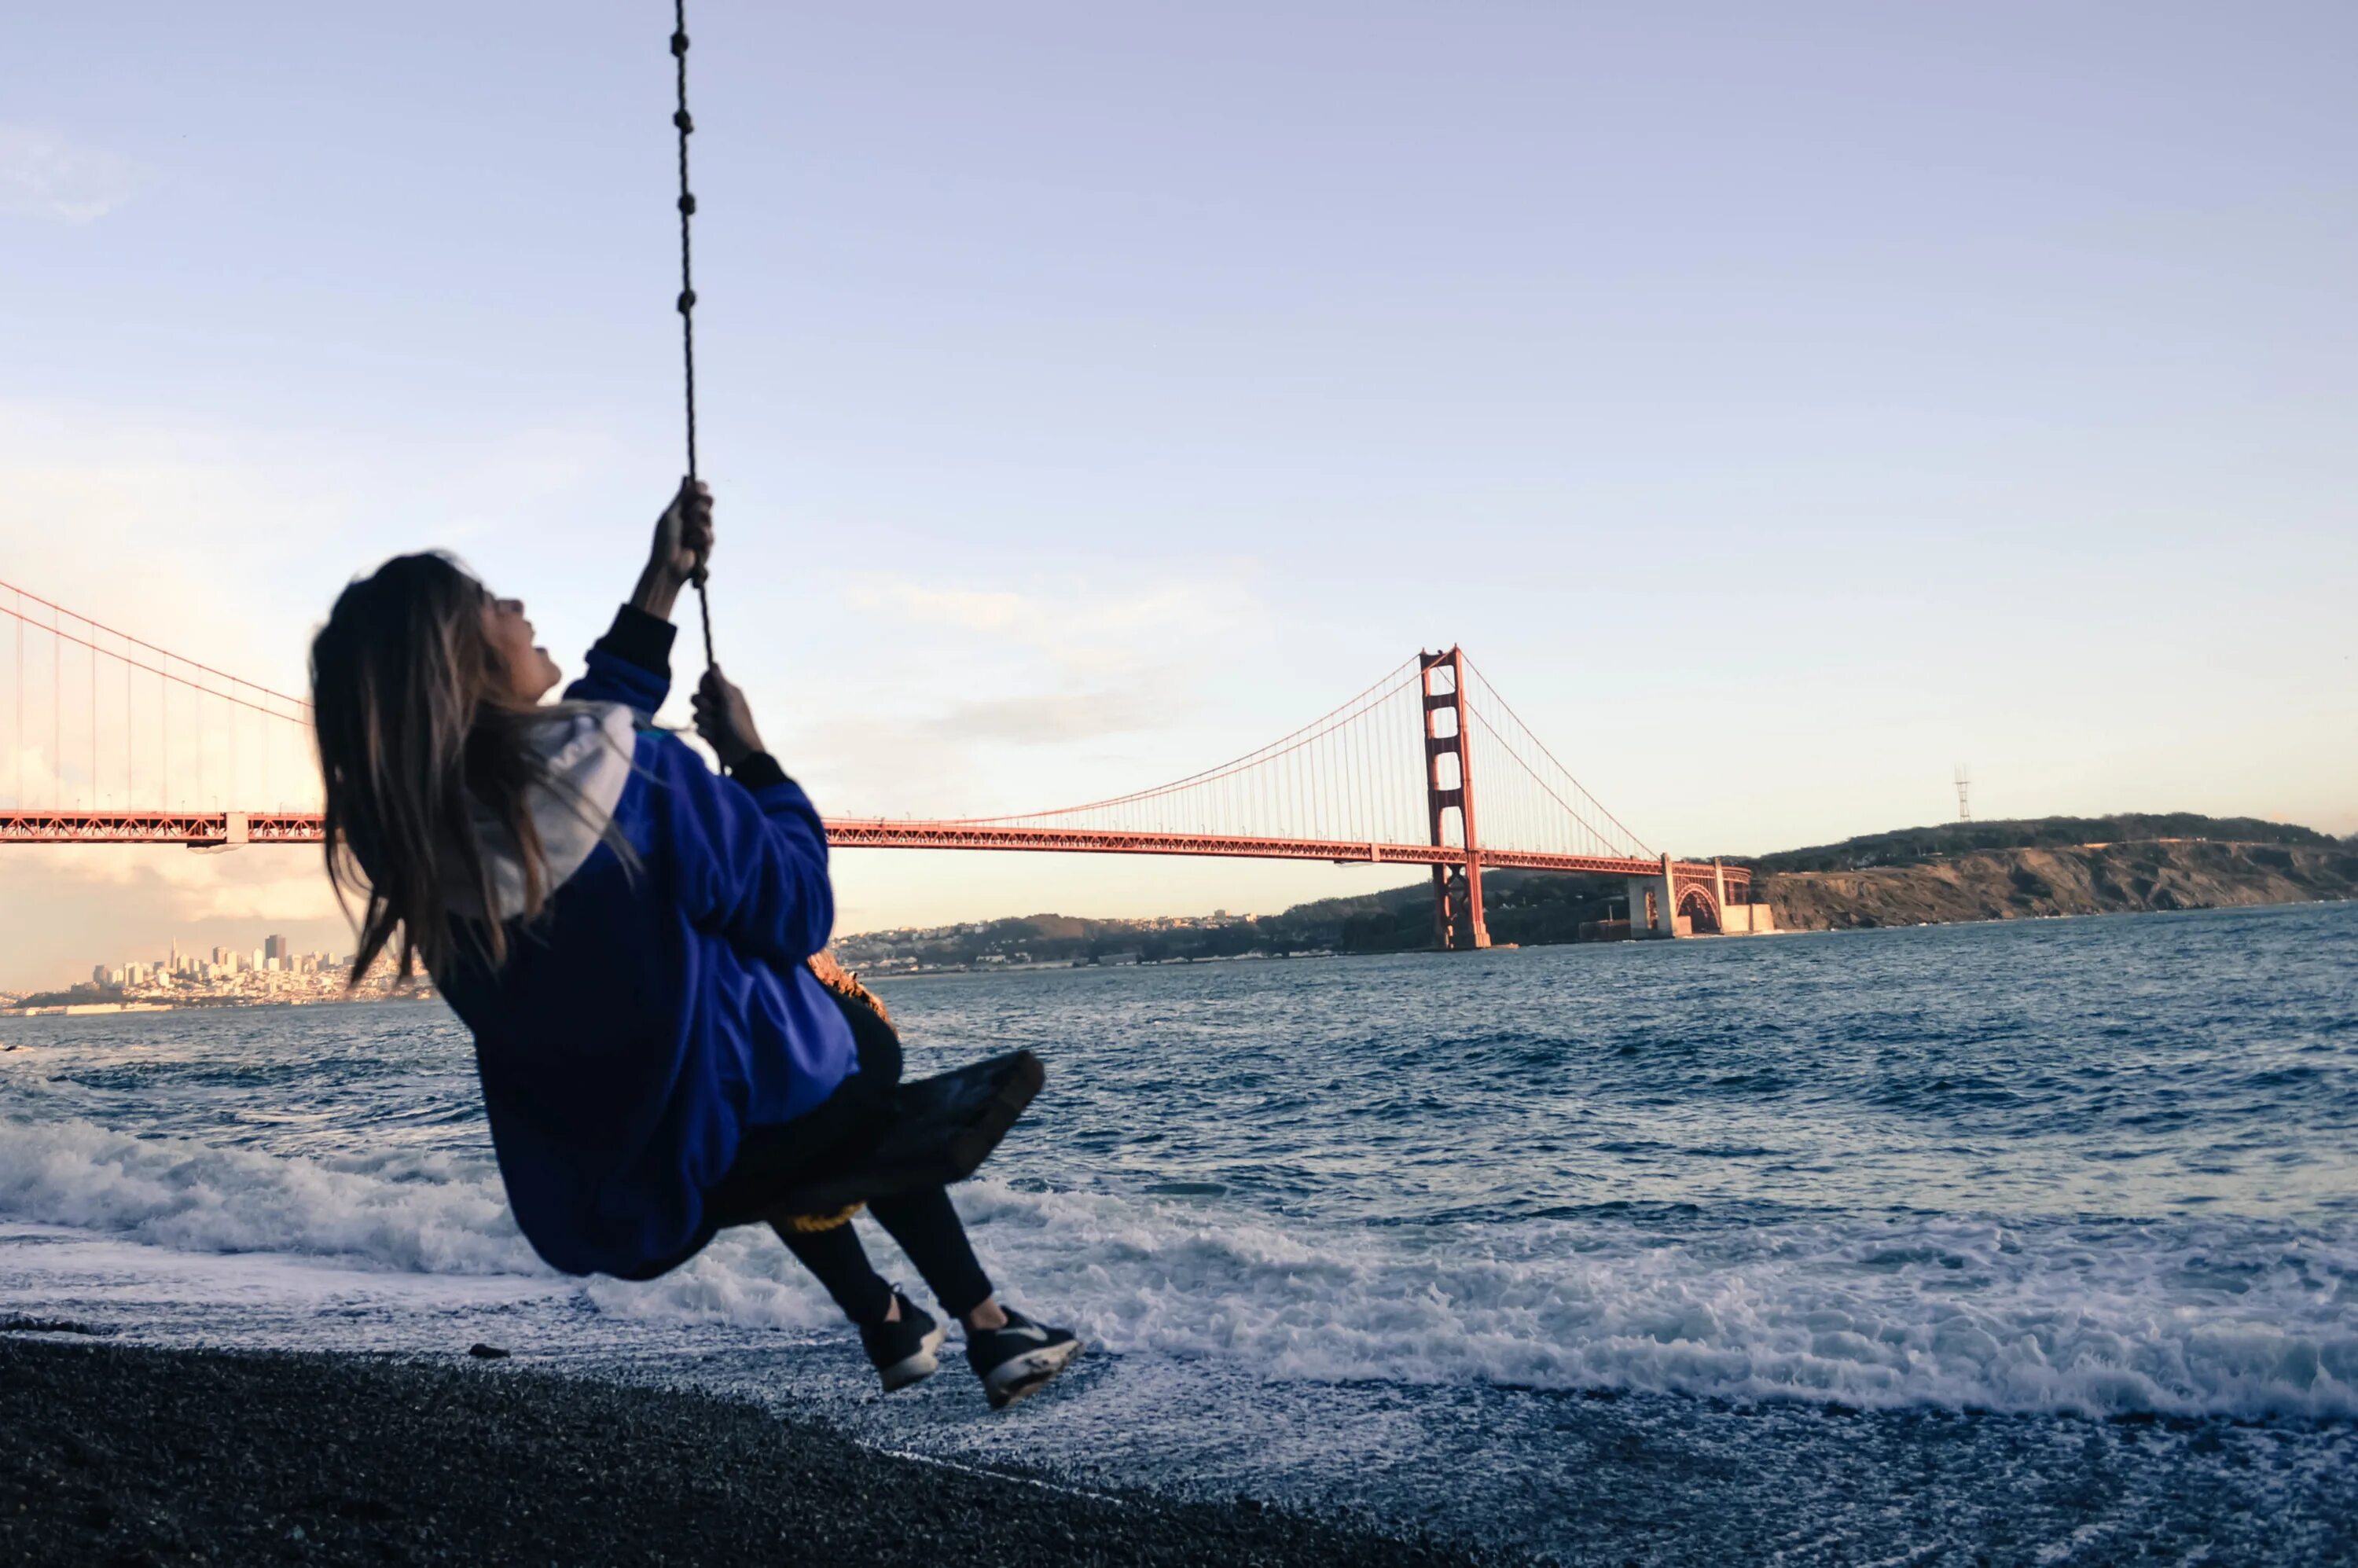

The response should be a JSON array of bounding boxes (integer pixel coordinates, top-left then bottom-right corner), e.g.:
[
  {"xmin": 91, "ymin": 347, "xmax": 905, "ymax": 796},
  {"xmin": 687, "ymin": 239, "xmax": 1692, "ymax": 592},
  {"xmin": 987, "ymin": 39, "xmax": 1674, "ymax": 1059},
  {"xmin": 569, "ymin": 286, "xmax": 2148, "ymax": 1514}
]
[{"xmin": 307, "ymin": 479, "xmax": 1081, "ymax": 1408}]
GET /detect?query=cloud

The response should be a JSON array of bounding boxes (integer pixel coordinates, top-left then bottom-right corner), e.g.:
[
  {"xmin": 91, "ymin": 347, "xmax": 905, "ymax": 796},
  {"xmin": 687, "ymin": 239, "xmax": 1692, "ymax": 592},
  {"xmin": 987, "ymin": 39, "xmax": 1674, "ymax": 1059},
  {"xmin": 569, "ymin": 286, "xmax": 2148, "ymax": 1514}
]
[
  {"xmin": 931, "ymin": 685, "xmax": 1186, "ymax": 744},
  {"xmin": 0, "ymin": 399, "xmax": 354, "ymax": 693},
  {"xmin": 862, "ymin": 582, "xmax": 1033, "ymax": 637},
  {"xmin": 28, "ymin": 841, "xmax": 340, "ymax": 918},
  {"xmin": 0, "ymin": 846, "xmax": 347, "ymax": 993},
  {"xmin": 792, "ymin": 565, "xmax": 1265, "ymax": 815},
  {"xmin": 844, "ymin": 568, "xmax": 1261, "ymax": 675},
  {"xmin": 0, "ymin": 126, "xmax": 141, "ymax": 224},
  {"xmin": 790, "ymin": 684, "xmax": 1188, "ymax": 819}
]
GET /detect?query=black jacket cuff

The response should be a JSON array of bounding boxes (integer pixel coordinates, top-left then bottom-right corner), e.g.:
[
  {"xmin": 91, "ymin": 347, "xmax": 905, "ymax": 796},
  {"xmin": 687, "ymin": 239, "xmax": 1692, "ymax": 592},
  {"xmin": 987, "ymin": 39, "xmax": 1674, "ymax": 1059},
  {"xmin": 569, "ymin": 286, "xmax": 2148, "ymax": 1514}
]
[
  {"xmin": 595, "ymin": 605, "xmax": 678, "ymax": 679},
  {"xmin": 729, "ymin": 751, "xmax": 791, "ymax": 792}
]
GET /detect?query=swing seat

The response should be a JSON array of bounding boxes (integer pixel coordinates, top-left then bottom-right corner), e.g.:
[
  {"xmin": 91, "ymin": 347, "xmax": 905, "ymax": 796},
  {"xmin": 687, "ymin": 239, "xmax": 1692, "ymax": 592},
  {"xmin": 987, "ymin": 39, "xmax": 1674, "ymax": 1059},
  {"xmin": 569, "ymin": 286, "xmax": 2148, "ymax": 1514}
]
[{"xmin": 767, "ymin": 1048, "xmax": 1045, "ymax": 1216}]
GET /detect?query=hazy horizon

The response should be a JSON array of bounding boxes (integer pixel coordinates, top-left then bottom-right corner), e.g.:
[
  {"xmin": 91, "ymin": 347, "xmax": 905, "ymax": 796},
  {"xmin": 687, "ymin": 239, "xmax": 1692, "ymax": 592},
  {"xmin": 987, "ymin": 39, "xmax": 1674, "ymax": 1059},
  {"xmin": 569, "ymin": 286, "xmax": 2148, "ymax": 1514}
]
[{"xmin": 7, "ymin": 806, "xmax": 2347, "ymax": 993}]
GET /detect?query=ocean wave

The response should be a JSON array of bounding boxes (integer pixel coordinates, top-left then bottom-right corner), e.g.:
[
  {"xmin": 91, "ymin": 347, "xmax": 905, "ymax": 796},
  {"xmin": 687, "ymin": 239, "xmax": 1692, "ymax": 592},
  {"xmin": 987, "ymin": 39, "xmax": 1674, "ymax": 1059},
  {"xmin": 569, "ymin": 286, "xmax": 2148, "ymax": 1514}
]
[
  {"xmin": 947, "ymin": 1183, "xmax": 2358, "ymax": 1420},
  {"xmin": 4, "ymin": 1114, "xmax": 2352, "ymax": 1419},
  {"xmin": 0, "ymin": 1114, "xmax": 536, "ymax": 1276}
]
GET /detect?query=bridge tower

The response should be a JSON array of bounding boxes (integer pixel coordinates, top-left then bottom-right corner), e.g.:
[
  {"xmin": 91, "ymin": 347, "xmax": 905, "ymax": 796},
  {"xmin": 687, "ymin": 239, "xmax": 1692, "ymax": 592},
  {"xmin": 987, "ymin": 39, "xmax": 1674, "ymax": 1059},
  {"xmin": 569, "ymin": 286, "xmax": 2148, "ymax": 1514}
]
[{"xmin": 1420, "ymin": 647, "xmax": 1489, "ymax": 950}]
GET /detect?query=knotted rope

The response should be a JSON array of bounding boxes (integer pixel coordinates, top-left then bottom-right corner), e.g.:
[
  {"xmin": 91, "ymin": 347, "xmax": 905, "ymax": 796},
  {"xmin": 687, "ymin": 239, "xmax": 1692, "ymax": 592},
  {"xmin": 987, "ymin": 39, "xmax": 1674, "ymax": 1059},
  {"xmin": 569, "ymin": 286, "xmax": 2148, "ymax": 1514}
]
[
  {"xmin": 670, "ymin": 1, "xmax": 714, "ymax": 670},
  {"xmin": 670, "ymin": 11, "xmax": 872, "ymax": 1240}
]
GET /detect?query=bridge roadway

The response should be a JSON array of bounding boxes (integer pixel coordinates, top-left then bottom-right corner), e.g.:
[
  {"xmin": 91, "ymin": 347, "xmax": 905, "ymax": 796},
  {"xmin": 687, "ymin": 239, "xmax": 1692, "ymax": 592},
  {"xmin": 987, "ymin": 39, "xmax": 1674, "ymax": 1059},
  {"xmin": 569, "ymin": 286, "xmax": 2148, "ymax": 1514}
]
[{"xmin": 0, "ymin": 810, "xmax": 1750, "ymax": 899}]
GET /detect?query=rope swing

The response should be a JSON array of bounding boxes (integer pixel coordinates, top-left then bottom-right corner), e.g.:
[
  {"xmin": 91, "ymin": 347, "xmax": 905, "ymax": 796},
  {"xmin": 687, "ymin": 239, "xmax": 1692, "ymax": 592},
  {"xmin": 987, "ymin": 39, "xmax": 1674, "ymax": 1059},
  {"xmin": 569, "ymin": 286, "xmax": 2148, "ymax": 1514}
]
[
  {"xmin": 670, "ymin": 0, "xmax": 715, "ymax": 671},
  {"xmin": 643, "ymin": 7, "xmax": 1047, "ymax": 1236}
]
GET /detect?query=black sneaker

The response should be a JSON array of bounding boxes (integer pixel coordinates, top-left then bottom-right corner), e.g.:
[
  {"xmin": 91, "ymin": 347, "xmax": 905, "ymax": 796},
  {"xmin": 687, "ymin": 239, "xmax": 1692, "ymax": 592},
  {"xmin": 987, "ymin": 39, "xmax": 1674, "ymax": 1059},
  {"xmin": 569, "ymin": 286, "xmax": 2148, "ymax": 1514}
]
[
  {"xmin": 964, "ymin": 1309, "xmax": 1083, "ymax": 1410},
  {"xmin": 861, "ymin": 1291, "xmax": 946, "ymax": 1392}
]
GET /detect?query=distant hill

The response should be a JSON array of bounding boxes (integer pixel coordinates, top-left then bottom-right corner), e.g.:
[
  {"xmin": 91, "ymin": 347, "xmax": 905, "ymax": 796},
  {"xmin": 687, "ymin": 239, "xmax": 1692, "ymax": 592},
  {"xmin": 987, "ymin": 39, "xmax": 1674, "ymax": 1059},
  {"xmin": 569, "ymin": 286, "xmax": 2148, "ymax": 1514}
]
[
  {"xmin": 833, "ymin": 814, "xmax": 2355, "ymax": 970},
  {"xmin": 1266, "ymin": 868, "xmax": 1633, "ymax": 953},
  {"xmin": 832, "ymin": 867, "xmax": 1634, "ymax": 971},
  {"xmin": 1260, "ymin": 817, "xmax": 2358, "ymax": 943},
  {"xmin": 1729, "ymin": 813, "xmax": 2334, "ymax": 875},
  {"xmin": 1743, "ymin": 815, "xmax": 2356, "ymax": 931},
  {"xmin": 1761, "ymin": 839, "xmax": 2357, "ymax": 930}
]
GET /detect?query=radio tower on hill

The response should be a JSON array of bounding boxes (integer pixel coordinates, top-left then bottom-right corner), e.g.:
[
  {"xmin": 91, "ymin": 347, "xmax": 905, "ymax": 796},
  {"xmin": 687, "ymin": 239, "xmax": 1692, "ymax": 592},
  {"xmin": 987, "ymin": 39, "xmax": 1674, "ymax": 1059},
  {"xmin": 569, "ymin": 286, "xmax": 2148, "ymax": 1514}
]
[{"xmin": 1954, "ymin": 764, "xmax": 1973, "ymax": 824}]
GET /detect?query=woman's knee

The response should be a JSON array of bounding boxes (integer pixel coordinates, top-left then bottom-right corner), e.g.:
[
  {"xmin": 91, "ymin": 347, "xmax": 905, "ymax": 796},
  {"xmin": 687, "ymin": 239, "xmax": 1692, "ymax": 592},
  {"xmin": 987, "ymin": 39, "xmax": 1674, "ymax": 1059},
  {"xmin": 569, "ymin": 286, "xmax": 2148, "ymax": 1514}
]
[{"xmin": 837, "ymin": 993, "xmax": 903, "ymax": 1088}]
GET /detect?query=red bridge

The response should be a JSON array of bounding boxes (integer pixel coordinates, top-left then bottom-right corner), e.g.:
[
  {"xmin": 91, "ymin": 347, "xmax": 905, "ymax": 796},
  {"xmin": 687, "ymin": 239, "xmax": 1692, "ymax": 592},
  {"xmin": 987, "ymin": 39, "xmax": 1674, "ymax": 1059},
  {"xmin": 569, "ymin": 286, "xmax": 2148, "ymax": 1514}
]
[{"xmin": 1, "ymin": 580, "xmax": 1754, "ymax": 946}]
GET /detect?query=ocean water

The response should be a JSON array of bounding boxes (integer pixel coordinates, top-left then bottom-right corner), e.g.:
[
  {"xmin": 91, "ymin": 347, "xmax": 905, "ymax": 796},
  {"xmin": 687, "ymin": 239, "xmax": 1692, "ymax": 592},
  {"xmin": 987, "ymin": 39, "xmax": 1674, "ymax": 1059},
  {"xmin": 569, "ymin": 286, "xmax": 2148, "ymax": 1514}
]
[{"xmin": 3, "ymin": 902, "xmax": 2354, "ymax": 1563}]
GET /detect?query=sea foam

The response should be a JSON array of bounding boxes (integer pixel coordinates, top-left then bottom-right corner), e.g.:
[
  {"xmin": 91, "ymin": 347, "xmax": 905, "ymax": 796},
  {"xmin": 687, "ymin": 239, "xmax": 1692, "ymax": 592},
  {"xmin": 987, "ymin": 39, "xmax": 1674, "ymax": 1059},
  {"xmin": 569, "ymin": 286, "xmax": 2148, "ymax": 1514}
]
[
  {"xmin": 3, "ymin": 1113, "xmax": 2350, "ymax": 1419},
  {"xmin": 0, "ymin": 1114, "xmax": 535, "ymax": 1276},
  {"xmin": 948, "ymin": 1181, "xmax": 2358, "ymax": 1420}
]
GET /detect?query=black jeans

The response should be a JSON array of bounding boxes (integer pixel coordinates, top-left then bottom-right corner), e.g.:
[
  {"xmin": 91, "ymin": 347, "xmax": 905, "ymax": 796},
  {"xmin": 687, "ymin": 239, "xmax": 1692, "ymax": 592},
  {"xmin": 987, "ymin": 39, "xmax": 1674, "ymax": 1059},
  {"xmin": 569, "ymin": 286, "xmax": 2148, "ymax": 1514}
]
[{"xmin": 704, "ymin": 990, "xmax": 994, "ymax": 1327}]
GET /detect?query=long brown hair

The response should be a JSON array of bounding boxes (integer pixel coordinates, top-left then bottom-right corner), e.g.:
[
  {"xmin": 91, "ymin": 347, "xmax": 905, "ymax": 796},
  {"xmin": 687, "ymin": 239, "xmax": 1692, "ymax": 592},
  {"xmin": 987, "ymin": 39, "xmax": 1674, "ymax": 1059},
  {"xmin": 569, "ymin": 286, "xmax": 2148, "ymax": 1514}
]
[{"xmin": 310, "ymin": 553, "xmax": 571, "ymax": 982}]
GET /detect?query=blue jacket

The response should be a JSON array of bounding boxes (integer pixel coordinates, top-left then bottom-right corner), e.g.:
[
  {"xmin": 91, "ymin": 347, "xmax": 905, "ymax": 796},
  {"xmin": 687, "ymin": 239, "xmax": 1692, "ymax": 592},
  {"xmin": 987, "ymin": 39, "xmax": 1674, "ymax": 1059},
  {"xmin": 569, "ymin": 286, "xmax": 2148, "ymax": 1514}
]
[{"xmin": 436, "ymin": 607, "xmax": 856, "ymax": 1279}]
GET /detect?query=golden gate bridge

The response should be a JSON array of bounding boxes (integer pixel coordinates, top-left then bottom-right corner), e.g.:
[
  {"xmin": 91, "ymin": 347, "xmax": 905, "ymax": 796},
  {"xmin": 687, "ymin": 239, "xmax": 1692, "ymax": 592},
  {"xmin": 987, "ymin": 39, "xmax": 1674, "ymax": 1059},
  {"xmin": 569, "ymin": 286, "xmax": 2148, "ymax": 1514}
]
[{"xmin": 0, "ymin": 578, "xmax": 1751, "ymax": 947}]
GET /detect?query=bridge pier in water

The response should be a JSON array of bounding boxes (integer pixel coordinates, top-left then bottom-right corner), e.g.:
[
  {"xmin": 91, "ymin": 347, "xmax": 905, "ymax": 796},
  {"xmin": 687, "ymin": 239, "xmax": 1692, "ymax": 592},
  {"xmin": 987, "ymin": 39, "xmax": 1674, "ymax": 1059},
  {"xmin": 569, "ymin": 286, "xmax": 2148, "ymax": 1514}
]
[
  {"xmin": 1621, "ymin": 855, "xmax": 1771, "ymax": 938},
  {"xmin": 1620, "ymin": 854, "xmax": 1693, "ymax": 937}
]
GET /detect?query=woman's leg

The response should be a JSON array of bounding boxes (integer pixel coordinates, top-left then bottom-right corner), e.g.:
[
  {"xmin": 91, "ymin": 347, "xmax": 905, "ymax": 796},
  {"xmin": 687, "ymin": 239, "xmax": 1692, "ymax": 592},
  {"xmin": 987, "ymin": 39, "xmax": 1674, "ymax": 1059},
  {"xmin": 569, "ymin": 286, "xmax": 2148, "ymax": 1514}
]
[
  {"xmin": 771, "ymin": 1218, "xmax": 895, "ymax": 1327},
  {"xmin": 824, "ymin": 990, "xmax": 1002, "ymax": 1322},
  {"xmin": 752, "ymin": 987, "xmax": 998, "ymax": 1326},
  {"xmin": 865, "ymin": 1185, "xmax": 996, "ymax": 1322},
  {"xmin": 728, "ymin": 989, "xmax": 909, "ymax": 1326}
]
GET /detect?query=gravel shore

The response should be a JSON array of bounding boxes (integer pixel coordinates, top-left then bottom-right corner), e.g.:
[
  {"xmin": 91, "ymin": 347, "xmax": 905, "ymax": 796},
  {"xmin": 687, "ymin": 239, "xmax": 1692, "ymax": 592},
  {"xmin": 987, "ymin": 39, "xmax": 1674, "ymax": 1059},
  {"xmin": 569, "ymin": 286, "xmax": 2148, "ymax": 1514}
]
[{"xmin": 0, "ymin": 1336, "xmax": 1497, "ymax": 1566}]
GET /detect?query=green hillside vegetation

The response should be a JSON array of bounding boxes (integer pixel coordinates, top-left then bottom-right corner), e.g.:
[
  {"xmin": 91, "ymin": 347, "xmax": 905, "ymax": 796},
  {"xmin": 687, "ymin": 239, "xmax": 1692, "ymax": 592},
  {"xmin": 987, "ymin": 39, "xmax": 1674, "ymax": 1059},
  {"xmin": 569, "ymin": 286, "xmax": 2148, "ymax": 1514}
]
[
  {"xmin": 834, "ymin": 868, "xmax": 1631, "ymax": 971},
  {"xmin": 1271, "ymin": 870, "xmax": 1632, "ymax": 953},
  {"xmin": 1732, "ymin": 813, "xmax": 2333, "ymax": 875}
]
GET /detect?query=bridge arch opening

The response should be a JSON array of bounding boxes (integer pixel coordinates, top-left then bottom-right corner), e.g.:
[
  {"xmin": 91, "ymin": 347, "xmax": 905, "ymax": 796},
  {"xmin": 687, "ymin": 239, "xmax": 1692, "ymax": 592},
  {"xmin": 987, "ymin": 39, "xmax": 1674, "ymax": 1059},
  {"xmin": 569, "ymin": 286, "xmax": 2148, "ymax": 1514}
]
[{"xmin": 1677, "ymin": 886, "xmax": 1721, "ymax": 935}]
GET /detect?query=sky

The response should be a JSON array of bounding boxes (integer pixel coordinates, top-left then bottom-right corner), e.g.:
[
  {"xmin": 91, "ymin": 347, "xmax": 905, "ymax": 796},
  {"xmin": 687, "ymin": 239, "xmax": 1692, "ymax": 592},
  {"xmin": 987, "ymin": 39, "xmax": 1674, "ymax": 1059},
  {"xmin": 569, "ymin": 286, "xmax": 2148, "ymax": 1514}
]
[{"xmin": 2, "ymin": 2, "xmax": 2353, "ymax": 989}]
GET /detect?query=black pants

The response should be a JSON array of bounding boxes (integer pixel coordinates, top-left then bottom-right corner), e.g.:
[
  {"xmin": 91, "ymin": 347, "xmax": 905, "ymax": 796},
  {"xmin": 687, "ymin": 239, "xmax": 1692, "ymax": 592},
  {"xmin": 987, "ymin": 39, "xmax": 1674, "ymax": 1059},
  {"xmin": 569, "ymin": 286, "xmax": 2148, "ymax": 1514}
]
[{"xmin": 704, "ymin": 990, "xmax": 994, "ymax": 1327}]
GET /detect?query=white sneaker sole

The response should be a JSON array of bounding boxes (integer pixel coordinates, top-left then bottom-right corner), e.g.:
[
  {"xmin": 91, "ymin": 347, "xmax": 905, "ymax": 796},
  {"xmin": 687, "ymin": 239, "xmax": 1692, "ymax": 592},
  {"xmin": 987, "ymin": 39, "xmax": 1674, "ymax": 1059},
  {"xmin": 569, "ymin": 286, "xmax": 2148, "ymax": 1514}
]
[
  {"xmin": 982, "ymin": 1338, "xmax": 1084, "ymax": 1410},
  {"xmin": 879, "ymin": 1320, "xmax": 948, "ymax": 1392}
]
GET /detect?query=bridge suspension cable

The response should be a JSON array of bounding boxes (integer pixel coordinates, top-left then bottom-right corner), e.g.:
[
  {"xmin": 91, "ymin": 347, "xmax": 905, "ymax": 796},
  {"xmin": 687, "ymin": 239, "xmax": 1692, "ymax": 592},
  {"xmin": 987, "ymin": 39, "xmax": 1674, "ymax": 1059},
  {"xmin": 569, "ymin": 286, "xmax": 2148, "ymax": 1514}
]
[
  {"xmin": 1, "ymin": 579, "xmax": 315, "ymax": 815},
  {"xmin": 939, "ymin": 658, "xmax": 1431, "ymax": 847},
  {"xmin": 1457, "ymin": 656, "xmax": 1653, "ymax": 863}
]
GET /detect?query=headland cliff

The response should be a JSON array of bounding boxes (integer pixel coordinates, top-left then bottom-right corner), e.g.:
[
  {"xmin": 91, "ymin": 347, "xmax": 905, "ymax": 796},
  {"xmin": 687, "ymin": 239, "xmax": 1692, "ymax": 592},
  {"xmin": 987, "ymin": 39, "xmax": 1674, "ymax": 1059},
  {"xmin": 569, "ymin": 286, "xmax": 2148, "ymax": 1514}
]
[{"xmin": 1758, "ymin": 834, "xmax": 2356, "ymax": 932}]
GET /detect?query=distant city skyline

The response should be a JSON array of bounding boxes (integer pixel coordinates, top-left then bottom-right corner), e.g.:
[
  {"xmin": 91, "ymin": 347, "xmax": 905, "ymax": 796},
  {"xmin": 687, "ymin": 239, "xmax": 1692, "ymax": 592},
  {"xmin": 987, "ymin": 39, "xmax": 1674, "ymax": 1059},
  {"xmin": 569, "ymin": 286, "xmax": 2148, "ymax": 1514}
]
[
  {"xmin": 84, "ymin": 931, "xmax": 330, "ymax": 988},
  {"xmin": 4, "ymin": 2, "xmax": 2353, "ymax": 989},
  {"xmin": 4, "ymin": 927, "xmax": 397, "ymax": 1011}
]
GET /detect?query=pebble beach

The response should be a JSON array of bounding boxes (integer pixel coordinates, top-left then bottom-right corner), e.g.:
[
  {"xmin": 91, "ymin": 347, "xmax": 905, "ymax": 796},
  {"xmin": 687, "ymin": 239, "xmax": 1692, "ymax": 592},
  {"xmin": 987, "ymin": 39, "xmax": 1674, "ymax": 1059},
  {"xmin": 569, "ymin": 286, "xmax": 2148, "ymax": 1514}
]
[{"xmin": 0, "ymin": 1336, "xmax": 1492, "ymax": 1566}]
